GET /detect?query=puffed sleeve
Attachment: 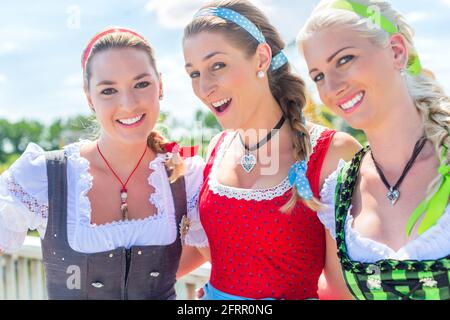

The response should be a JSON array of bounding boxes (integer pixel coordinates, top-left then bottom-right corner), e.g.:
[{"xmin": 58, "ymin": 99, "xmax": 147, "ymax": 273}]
[
  {"xmin": 317, "ymin": 159, "xmax": 347, "ymax": 240},
  {"xmin": 0, "ymin": 143, "xmax": 49, "ymax": 253},
  {"xmin": 182, "ymin": 155, "xmax": 209, "ymax": 247}
]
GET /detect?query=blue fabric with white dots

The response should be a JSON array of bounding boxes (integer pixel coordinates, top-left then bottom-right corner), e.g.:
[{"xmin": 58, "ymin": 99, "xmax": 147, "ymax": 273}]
[
  {"xmin": 288, "ymin": 160, "xmax": 313, "ymax": 200},
  {"xmin": 194, "ymin": 7, "xmax": 288, "ymax": 71}
]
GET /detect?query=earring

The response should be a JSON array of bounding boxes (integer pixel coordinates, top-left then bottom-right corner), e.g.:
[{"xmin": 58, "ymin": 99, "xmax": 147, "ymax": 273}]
[
  {"xmin": 159, "ymin": 94, "xmax": 164, "ymax": 101},
  {"xmin": 257, "ymin": 70, "xmax": 265, "ymax": 79},
  {"xmin": 400, "ymin": 68, "xmax": 406, "ymax": 77}
]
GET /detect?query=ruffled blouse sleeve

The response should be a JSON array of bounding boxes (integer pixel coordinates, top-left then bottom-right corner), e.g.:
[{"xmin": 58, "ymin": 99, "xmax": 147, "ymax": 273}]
[
  {"xmin": 0, "ymin": 143, "xmax": 49, "ymax": 253},
  {"xmin": 317, "ymin": 159, "xmax": 347, "ymax": 240},
  {"xmin": 182, "ymin": 155, "xmax": 209, "ymax": 247}
]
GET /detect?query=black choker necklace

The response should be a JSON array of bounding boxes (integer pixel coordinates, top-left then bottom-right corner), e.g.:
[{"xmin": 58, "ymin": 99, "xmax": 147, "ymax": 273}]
[
  {"xmin": 370, "ymin": 136, "xmax": 427, "ymax": 205},
  {"xmin": 238, "ymin": 116, "xmax": 286, "ymax": 173}
]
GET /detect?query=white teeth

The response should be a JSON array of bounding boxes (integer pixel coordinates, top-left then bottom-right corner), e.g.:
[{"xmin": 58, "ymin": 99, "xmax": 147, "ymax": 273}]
[
  {"xmin": 340, "ymin": 92, "xmax": 364, "ymax": 110},
  {"xmin": 212, "ymin": 98, "xmax": 231, "ymax": 109},
  {"xmin": 118, "ymin": 114, "xmax": 144, "ymax": 125}
]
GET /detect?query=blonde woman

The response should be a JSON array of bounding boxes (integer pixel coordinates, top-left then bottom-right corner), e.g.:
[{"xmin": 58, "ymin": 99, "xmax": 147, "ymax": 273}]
[{"xmin": 298, "ymin": 0, "xmax": 449, "ymax": 300}]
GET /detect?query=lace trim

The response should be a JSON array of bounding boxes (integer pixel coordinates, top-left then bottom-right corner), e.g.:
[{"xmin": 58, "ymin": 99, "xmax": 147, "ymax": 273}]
[
  {"xmin": 64, "ymin": 141, "xmax": 168, "ymax": 228},
  {"xmin": 310, "ymin": 125, "xmax": 327, "ymax": 150},
  {"xmin": 3, "ymin": 171, "xmax": 48, "ymax": 219},
  {"xmin": 317, "ymin": 159, "xmax": 347, "ymax": 239},
  {"xmin": 208, "ymin": 125, "xmax": 327, "ymax": 201}
]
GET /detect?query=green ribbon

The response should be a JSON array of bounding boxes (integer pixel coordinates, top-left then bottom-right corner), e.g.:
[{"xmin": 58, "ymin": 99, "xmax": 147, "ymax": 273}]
[
  {"xmin": 406, "ymin": 147, "xmax": 450, "ymax": 236},
  {"xmin": 331, "ymin": 0, "xmax": 422, "ymax": 76}
]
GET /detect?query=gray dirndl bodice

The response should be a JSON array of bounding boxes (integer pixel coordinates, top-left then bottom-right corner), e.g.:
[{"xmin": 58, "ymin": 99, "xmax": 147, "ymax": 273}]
[{"xmin": 41, "ymin": 150, "xmax": 186, "ymax": 300}]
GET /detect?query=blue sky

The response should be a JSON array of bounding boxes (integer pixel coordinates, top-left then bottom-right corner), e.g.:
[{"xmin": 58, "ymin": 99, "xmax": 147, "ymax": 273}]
[{"xmin": 0, "ymin": 0, "xmax": 449, "ymax": 125}]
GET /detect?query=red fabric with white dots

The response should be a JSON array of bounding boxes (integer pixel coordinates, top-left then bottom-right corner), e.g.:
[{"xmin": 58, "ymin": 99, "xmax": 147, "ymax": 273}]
[{"xmin": 200, "ymin": 129, "xmax": 336, "ymax": 300}]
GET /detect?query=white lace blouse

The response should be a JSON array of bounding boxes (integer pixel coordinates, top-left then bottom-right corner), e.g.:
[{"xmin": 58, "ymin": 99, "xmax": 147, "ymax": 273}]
[
  {"xmin": 318, "ymin": 160, "xmax": 450, "ymax": 262},
  {"xmin": 0, "ymin": 141, "xmax": 208, "ymax": 254}
]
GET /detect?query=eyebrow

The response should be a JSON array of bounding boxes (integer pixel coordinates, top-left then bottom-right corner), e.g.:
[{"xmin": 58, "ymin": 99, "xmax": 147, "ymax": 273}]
[
  {"xmin": 309, "ymin": 46, "xmax": 355, "ymax": 75},
  {"xmin": 96, "ymin": 73, "xmax": 151, "ymax": 86},
  {"xmin": 185, "ymin": 51, "xmax": 226, "ymax": 68}
]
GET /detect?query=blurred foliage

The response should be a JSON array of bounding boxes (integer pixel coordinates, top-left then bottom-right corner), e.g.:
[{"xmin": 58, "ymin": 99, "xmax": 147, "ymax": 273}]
[{"xmin": 304, "ymin": 97, "xmax": 367, "ymax": 146}]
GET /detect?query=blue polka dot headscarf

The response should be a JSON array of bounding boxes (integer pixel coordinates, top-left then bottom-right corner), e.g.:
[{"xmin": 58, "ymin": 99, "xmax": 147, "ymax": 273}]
[{"xmin": 194, "ymin": 7, "xmax": 288, "ymax": 72}]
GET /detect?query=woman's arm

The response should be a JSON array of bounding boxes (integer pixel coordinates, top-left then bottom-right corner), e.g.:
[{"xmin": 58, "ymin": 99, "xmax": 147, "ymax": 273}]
[
  {"xmin": 176, "ymin": 246, "xmax": 210, "ymax": 280},
  {"xmin": 319, "ymin": 231, "xmax": 354, "ymax": 300}
]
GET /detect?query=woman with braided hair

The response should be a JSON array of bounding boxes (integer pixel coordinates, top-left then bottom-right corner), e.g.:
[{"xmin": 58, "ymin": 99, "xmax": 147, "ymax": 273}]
[
  {"xmin": 298, "ymin": 0, "xmax": 450, "ymax": 300},
  {"xmin": 182, "ymin": 0, "xmax": 361, "ymax": 300},
  {"xmin": 0, "ymin": 27, "xmax": 208, "ymax": 299}
]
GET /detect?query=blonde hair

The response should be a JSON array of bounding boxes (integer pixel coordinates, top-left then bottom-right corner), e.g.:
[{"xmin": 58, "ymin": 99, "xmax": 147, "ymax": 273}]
[
  {"xmin": 184, "ymin": 0, "xmax": 321, "ymax": 211},
  {"xmin": 297, "ymin": 0, "xmax": 449, "ymax": 196},
  {"xmin": 82, "ymin": 28, "xmax": 185, "ymax": 183}
]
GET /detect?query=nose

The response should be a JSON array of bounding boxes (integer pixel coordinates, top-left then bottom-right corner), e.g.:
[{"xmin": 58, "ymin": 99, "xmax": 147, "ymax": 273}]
[
  {"xmin": 120, "ymin": 89, "xmax": 138, "ymax": 111},
  {"xmin": 198, "ymin": 73, "xmax": 216, "ymax": 101},
  {"xmin": 325, "ymin": 71, "xmax": 348, "ymax": 99}
]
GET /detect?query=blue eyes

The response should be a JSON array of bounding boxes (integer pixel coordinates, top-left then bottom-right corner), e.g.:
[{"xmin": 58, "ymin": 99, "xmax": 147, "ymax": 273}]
[
  {"xmin": 134, "ymin": 81, "xmax": 150, "ymax": 89},
  {"xmin": 212, "ymin": 62, "xmax": 225, "ymax": 70},
  {"xmin": 312, "ymin": 55, "xmax": 355, "ymax": 83},
  {"xmin": 101, "ymin": 82, "xmax": 150, "ymax": 95},
  {"xmin": 190, "ymin": 71, "xmax": 200, "ymax": 79},
  {"xmin": 189, "ymin": 62, "xmax": 226, "ymax": 79},
  {"xmin": 313, "ymin": 73, "xmax": 324, "ymax": 83},
  {"xmin": 338, "ymin": 55, "xmax": 354, "ymax": 66},
  {"xmin": 101, "ymin": 88, "xmax": 117, "ymax": 95}
]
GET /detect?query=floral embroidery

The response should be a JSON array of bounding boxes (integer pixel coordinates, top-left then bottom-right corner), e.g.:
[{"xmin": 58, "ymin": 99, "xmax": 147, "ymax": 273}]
[{"xmin": 4, "ymin": 172, "xmax": 48, "ymax": 219}]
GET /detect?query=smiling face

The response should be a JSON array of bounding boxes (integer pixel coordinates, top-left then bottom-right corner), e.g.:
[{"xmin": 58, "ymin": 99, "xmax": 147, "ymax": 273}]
[
  {"xmin": 183, "ymin": 31, "xmax": 264, "ymax": 130},
  {"xmin": 302, "ymin": 26, "xmax": 403, "ymax": 130},
  {"xmin": 85, "ymin": 47, "xmax": 162, "ymax": 145}
]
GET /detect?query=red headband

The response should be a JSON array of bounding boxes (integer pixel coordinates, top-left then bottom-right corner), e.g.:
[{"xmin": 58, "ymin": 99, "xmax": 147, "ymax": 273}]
[{"xmin": 82, "ymin": 27, "xmax": 147, "ymax": 71}]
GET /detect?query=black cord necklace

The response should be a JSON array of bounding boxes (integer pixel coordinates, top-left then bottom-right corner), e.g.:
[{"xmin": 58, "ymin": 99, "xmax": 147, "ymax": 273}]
[
  {"xmin": 238, "ymin": 116, "xmax": 286, "ymax": 173},
  {"xmin": 370, "ymin": 136, "xmax": 427, "ymax": 205}
]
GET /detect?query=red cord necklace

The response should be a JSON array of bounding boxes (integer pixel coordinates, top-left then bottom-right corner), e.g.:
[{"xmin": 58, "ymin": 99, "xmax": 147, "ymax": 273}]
[{"xmin": 96, "ymin": 142, "xmax": 148, "ymax": 220}]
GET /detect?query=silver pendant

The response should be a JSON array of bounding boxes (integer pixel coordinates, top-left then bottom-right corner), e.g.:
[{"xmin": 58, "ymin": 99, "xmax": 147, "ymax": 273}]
[
  {"xmin": 387, "ymin": 188, "xmax": 400, "ymax": 205},
  {"xmin": 240, "ymin": 153, "xmax": 257, "ymax": 173}
]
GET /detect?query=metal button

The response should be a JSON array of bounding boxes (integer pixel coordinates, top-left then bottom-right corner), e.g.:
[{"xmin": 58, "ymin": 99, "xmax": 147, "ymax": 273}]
[
  {"xmin": 420, "ymin": 278, "xmax": 438, "ymax": 288},
  {"xmin": 138, "ymin": 251, "xmax": 142, "ymax": 255},
  {"xmin": 109, "ymin": 254, "xmax": 114, "ymax": 258},
  {"xmin": 54, "ymin": 234, "xmax": 57, "ymax": 238},
  {"xmin": 61, "ymin": 258, "xmax": 65, "ymax": 261},
  {"xmin": 53, "ymin": 252, "xmax": 56, "ymax": 255},
  {"xmin": 91, "ymin": 282, "xmax": 104, "ymax": 289},
  {"xmin": 150, "ymin": 272, "xmax": 160, "ymax": 278}
]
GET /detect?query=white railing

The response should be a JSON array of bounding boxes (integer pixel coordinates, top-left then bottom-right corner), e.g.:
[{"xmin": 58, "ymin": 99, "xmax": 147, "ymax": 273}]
[{"xmin": 0, "ymin": 236, "xmax": 210, "ymax": 300}]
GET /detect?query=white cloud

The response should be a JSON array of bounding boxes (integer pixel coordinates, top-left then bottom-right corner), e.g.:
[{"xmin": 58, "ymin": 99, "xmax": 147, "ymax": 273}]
[
  {"xmin": 441, "ymin": 0, "xmax": 450, "ymax": 7},
  {"xmin": 0, "ymin": 42, "xmax": 18, "ymax": 54},
  {"xmin": 0, "ymin": 74, "xmax": 6, "ymax": 84},
  {"xmin": 64, "ymin": 72, "xmax": 83, "ymax": 88},
  {"xmin": 145, "ymin": 0, "xmax": 275, "ymax": 29},
  {"xmin": 404, "ymin": 11, "xmax": 432, "ymax": 23}
]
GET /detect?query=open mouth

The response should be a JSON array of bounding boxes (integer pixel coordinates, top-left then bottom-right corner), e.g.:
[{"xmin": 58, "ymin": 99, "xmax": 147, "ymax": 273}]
[
  {"xmin": 116, "ymin": 113, "xmax": 146, "ymax": 127},
  {"xmin": 338, "ymin": 91, "xmax": 365, "ymax": 113},
  {"xmin": 211, "ymin": 98, "xmax": 232, "ymax": 114}
]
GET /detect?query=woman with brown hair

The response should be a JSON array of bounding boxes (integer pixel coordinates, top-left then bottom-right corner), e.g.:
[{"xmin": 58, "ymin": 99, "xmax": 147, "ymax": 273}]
[
  {"xmin": 182, "ymin": 0, "xmax": 361, "ymax": 300},
  {"xmin": 0, "ymin": 27, "xmax": 208, "ymax": 299}
]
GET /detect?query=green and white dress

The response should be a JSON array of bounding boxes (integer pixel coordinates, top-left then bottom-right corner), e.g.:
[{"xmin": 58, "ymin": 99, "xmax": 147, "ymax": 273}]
[{"xmin": 318, "ymin": 147, "xmax": 450, "ymax": 300}]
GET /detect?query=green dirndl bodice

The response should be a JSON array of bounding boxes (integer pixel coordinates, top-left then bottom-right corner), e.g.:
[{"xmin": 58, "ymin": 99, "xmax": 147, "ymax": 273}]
[{"xmin": 334, "ymin": 147, "xmax": 450, "ymax": 300}]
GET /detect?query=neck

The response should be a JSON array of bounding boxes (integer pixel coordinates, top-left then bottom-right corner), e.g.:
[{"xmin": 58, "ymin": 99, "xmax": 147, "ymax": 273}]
[
  {"xmin": 365, "ymin": 98, "xmax": 426, "ymax": 169},
  {"xmin": 238, "ymin": 93, "xmax": 284, "ymax": 147},
  {"xmin": 96, "ymin": 134, "xmax": 154, "ymax": 177}
]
